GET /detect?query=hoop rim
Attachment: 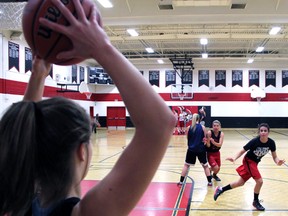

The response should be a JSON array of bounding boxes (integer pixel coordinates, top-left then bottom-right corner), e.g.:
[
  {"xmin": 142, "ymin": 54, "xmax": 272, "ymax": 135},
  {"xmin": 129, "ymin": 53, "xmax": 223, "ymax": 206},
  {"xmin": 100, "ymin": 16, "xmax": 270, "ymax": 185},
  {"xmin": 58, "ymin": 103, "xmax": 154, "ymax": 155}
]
[
  {"xmin": 178, "ymin": 92, "xmax": 186, "ymax": 100},
  {"xmin": 83, "ymin": 92, "xmax": 92, "ymax": 99}
]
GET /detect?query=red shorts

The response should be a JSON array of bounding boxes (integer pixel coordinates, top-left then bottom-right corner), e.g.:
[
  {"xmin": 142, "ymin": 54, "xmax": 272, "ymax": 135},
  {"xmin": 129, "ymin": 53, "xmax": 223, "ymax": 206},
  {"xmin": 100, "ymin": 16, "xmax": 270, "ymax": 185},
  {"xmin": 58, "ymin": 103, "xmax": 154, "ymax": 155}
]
[
  {"xmin": 236, "ymin": 157, "xmax": 261, "ymax": 182},
  {"xmin": 179, "ymin": 120, "xmax": 184, "ymax": 127},
  {"xmin": 207, "ymin": 151, "xmax": 221, "ymax": 168}
]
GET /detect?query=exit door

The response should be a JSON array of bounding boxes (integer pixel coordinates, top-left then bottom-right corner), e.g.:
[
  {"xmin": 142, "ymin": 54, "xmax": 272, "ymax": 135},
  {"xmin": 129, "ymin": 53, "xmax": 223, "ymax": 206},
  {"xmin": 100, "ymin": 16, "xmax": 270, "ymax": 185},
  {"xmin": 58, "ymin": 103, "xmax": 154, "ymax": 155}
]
[{"xmin": 107, "ymin": 107, "xmax": 126, "ymax": 130}]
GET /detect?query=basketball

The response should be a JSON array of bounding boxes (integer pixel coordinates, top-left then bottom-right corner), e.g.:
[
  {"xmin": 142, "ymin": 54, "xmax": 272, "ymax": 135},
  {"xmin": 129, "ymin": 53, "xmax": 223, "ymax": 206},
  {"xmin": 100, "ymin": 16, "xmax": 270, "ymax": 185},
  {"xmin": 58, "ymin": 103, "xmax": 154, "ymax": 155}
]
[{"xmin": 22, "ymin": 0, "xmax": 93, "ymax": 65}]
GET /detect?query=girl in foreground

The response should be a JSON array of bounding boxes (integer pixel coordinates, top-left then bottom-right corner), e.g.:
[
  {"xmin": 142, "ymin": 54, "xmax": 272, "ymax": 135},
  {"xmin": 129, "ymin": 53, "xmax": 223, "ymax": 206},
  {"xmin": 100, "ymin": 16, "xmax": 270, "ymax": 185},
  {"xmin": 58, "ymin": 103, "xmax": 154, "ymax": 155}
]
[{"xmin": 0, "ymin": 0, "xmax": 176, "ymax": 215}]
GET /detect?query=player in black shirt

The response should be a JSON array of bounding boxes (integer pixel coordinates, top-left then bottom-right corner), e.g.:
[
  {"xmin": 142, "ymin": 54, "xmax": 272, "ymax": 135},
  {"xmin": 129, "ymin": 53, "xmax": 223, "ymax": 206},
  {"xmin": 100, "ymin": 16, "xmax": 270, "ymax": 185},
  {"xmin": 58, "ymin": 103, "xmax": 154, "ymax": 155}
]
[{"xmin": 213, "ymin": 123, "xmax": 285, "ymax": 211}]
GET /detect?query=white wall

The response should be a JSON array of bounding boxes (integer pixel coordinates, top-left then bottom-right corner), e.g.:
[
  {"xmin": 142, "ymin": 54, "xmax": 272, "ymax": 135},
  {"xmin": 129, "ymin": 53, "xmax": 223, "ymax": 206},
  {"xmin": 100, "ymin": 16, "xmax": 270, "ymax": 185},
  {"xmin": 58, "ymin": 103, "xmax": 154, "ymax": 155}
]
[{"xmin": 1, "ymin": 33, "xmax": 288, "ymax": 119}]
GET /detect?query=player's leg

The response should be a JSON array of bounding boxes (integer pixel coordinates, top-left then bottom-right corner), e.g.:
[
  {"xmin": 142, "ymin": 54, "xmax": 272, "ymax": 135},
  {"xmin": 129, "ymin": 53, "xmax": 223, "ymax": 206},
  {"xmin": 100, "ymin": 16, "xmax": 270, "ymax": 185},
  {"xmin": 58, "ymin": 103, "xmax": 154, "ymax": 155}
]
[
  {"xmin": 214, "ymin": 176, "xmax": 246, "ymax": 201},
  {"xmin": 178, "ymin": 150, "xmax": 196, "ymax": 186},
  {"xmin": 211, "ymin": 152, "xmax": 221, "ymax": 181},
  {"xmin": 198, "ymin": 152, "xmax": 212, "ymax": 186}
]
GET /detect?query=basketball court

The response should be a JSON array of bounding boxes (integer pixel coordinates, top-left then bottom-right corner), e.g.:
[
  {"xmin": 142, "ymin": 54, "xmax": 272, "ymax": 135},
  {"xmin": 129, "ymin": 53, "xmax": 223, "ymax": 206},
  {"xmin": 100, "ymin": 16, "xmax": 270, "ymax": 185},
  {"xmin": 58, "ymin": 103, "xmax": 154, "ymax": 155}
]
[{"xmin": 82, "ymin": 128, "xmax": 288, "ymax": 216}]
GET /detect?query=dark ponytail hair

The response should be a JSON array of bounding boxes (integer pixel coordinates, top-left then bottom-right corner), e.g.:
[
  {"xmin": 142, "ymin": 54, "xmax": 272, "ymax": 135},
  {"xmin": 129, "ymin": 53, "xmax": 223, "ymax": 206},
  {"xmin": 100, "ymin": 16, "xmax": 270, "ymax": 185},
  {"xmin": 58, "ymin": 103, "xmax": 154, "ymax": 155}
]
[
  {"xmin": 0, "ymin": 97, "xmax": 91, "ymax": 215},
  {"xmin": 0, "ymin": 102, "xmax": 37, "ymax": 215}
]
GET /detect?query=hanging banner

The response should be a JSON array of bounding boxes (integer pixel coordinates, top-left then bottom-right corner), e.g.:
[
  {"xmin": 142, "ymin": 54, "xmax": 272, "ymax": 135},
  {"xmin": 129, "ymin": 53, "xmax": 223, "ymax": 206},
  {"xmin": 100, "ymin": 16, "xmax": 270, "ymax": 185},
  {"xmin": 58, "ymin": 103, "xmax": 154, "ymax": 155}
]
[
  {"xmin": 182, "ymin": 70, "xmax": 193, "ymax": 84},
  {"xmin": 149, "ymin": 70, "xmax": 160, "ymax": 87},
  {"xmin": 282, "ymin": 70, "xmax": 288, "ymax": 87},
  {"xmin": 49, "ymin": 67, "xmax": 53, "ymax": 79},
  {"xmin": 265, "ymin": 70, "xmax": 276, "ymax": 87},
  {"xmin": 165, "ymin": 70, "xmax": 176, "ymax": 87},
  {"xmin": 198, "ymin": 70, "xmax": 209, "ymax": 87},
  {"xmin": 25, "ymin": 47, "xmax": 32, "ymax": 73},
  {"xmin": 72, "ymin": 65, "xmax": 77, "ymax": 83},
  {"xmin": 80, "ymin": 66, "xmax": 85, "ymax": 83},
  {"xmin": 232, "ymin": 70, "xmax": 243, "ymax": 87},
  {"xmin": 8, "ymin": 41, "xmax": 19, "ymax": 72},
  {"xmin": 249, "ymin": 70, "xmax": 259, "ymax": 87},
  {"xmin": 215, "ymin": 70, "xmax": 226, "ymax": 87}
]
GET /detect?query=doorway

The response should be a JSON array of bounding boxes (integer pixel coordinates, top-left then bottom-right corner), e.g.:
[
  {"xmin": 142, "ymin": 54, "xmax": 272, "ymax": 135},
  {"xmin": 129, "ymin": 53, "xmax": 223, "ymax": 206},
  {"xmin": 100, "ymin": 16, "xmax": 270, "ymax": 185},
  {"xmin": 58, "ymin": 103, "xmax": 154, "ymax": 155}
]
[{"xmin": 107, "ymin": 107, "xmax": 126, "ymax": 130}]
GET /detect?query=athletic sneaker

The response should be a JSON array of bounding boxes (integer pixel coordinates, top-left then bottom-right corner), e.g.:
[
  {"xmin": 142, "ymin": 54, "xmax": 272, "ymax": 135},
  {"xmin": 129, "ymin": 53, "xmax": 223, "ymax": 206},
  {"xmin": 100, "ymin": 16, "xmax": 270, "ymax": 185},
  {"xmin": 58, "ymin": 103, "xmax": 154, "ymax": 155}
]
[
  {"xmin": 207, "ymin": 182, "xmax": 213, "ymax": 186},
  {"xmin": 213, "ymin": 174, "xmax": 221, "ymax": 181},
  {"xmin": 253, "ymin": 200, "xmax": 265, "ymax": 211},
  {"xmin": 177, "ymin": 182, "xmax": 183, "ymax": 187},
  {"xmin": 214, "ymin": 186, "xmax": 223, "ymax": 201}
]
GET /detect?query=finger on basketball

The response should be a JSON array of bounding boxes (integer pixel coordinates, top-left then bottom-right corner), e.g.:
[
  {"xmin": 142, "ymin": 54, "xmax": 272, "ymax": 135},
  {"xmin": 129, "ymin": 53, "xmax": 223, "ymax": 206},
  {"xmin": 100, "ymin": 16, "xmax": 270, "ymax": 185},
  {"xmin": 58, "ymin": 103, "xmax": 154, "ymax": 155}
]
[{"xmin": 72, "ymin": 0, "xmax": 87, "ymax": 21}]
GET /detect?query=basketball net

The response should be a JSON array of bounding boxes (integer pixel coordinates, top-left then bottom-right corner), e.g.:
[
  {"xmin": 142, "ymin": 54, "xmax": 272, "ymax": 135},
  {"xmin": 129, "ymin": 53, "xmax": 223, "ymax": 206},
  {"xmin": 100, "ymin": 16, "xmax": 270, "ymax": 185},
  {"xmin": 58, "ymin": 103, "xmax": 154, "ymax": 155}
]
[
  {"xmin": 83, "ymin": 92, "xmax": 92, "ymax": 100},
  {"xmin": 256, "ymin": 97, "xmax": 261, "ymax": 102},
  {"xmin": 178, "ymin": 93, "xmax": 186, "ymax": 100}
]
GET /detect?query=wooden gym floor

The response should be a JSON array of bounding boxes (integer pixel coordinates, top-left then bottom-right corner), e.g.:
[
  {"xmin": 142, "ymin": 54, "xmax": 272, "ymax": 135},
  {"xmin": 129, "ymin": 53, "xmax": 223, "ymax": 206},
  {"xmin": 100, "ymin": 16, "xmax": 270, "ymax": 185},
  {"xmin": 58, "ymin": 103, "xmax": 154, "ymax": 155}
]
[{"xmin": 82, "ymin": 128, "xmax": 288, "ymax": 216}]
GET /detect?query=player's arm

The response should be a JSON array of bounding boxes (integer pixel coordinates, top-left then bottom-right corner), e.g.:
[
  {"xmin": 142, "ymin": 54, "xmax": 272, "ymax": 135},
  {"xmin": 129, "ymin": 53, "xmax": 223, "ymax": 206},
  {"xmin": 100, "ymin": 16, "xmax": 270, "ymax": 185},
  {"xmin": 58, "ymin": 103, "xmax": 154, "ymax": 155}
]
[
  {"xmin": 226, "ymin": 148, "xmax": 246, "ymax": 163},
  {"xmin": 23, "ymin": 56, "xmax": 51, "ymax": 101},
  {"xmin": 211, "ymin": 132, "xmax": 224, "ymax": 148},
  {"xmin": 185, "ymin": 126, "xmax": 190, "ymax": 137},
  {"xmin": 202, "ymin": 125, "xmax": 208, "ymax": 145},
  {"xmin": 40, "ymin": 1, "xmax": 176, "ymax": 215},
  {"xmin": 206, "ymin": 130, "xmax": 211, "ymax": 147},
  {"xmin": 271, "ymin": 151, "xmax": 285, "ymax": 166}
]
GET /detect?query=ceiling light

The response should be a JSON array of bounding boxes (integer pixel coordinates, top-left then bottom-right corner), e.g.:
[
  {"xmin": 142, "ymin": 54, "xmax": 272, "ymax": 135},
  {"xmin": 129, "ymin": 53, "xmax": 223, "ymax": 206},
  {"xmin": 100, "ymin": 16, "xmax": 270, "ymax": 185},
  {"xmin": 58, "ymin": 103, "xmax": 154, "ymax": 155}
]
[
  {"xmin": 145, "ymin": 47, "xmax": 154, "ymax": 53},
  {"xmin": 202, "ymin": 53, "xmax": 208, "ymax": 58},
  {"xmin": 157, "ymin": 59, "xmax": 164, "ymax": 64},
  {"xmin": 97, "ymin": 0, "xmax": 113, "ymax": 8},
  {"xmin": 247, "ymin": 58, "xmax": 254, "ymax": 63},
  {"xmin": 200, "ymin": 38, "xmax": 208, "ymax": 45},
  {"xmin": 127, "ymin": 29, "xmax": 139, "ymax": 37},
  {"xmin": 269, "ymin": 27, "xmax": 281, "ymax": 35},
  {"xmin": 256, "ymin": 46, "xmax": 264, "ymax": 52}
]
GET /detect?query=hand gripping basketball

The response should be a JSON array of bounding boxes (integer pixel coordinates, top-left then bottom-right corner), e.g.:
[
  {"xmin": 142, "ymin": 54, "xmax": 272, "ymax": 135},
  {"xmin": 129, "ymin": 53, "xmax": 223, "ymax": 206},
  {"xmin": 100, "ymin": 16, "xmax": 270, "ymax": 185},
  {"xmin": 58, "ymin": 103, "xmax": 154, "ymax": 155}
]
[{"xmin": 22, "ymin": 0, "xmax": 95, "ymax": 65}]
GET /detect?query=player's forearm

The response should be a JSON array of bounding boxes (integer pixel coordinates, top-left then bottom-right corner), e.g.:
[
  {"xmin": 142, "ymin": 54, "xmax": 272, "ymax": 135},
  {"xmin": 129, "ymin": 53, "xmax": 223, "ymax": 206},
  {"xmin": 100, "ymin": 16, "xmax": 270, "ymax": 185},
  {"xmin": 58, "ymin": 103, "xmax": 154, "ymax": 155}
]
[
  {"xmin": 23, "ymin": 73, "xmax": 46, "ymax": 101},
  {"xmin": 93, "ymin": 45, "xmax": 176, "ymax": 135},
  {"xmin": 233, "ymin": 149, "xmax": 246, "ymax": 161}
]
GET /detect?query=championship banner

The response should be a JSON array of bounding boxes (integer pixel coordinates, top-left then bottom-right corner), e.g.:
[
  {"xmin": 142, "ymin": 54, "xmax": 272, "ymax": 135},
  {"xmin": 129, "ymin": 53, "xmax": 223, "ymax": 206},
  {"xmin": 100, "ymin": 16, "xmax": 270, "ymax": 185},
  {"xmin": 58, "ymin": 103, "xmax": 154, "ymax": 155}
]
[
  {"xmin": 72, "ymin": 65, "xmax": 78, "ymax": 83},
  {"xmin": 87, "ymin": 66, "xmax": 97, "ymax": 83},
  {"xmin": 198, "ymin": 70, "xmax": 209, "ymax": 87},
  {"xmin": 79, "ymin": 66, "xmax": 85, "ymax": 82},
  {"xmin": 8, "ymin": 41, "xmax": 19, "ymax": 72},
  {"xmin": 265, "ymin": 70, "xmax": 276, "ymax": 87},
  {"xmin": 232, "ymin": 70, "xmax": 243, "ymax": 87},
  {"xmin": 149, "ymin": 70, "xmax": 160, "ymax": 87},
  {"xmin": 249, "ymin": 70, "xmax": 259, "ymax": 87},
  {"xmin": 165, "ymin": 70, "xmax": 176, "ymax": 87},
  {"xmin": 49, "ymin": 67, "xmax": 53, "ymax": 79},
  {"xmin": 282, "ymin": 70, "xmax": 288, "ymax": 87},
  {"xmin": 25, "ymin": 47, "xmax": 32, "ymax": 73},
  {"xmin": 215, "ymin": 70, "xmax": 226, "ymax": 87},
  {"xmin": 182, "ymin": 70, "xmax": 193, "ymax": 84}
]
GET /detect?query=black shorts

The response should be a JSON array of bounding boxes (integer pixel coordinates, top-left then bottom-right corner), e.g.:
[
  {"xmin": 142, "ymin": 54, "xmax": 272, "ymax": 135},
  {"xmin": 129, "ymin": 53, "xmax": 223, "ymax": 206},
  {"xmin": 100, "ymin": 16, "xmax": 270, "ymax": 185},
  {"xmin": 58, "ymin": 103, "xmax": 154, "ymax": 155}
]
[{"xmin": 185, "ymin": 150, "xmax": 208, "ymax": 165}]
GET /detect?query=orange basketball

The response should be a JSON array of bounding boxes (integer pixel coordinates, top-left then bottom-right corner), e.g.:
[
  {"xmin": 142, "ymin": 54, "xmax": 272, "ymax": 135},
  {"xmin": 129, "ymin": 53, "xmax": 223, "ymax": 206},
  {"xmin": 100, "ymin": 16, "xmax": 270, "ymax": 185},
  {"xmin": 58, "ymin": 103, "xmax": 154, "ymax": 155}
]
[{"xmin": 22, "ymin": 0, "xmax": 93, "ymax": 65}]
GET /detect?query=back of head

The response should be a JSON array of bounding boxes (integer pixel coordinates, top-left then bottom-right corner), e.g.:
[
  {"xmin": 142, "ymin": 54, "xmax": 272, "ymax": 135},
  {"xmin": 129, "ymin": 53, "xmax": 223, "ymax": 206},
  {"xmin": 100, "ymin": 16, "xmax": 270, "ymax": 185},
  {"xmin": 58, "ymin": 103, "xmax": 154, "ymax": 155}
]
[
  {"xmin": 0, "ymin": 97, "xmax": 91, "ymax": 215},
  {"xmin": 191, "ymin": 113, "xmax": 200, "ymax": 129}
]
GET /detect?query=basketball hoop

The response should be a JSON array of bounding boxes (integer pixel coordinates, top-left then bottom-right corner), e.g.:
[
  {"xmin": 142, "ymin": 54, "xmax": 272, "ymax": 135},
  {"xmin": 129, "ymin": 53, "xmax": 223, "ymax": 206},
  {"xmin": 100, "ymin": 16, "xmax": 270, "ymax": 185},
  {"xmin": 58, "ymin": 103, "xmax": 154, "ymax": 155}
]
[
  {"xmin": 83, "ymin": 92, "xmax": 92, "ymax": 100},
  {"xmin": 178, "ymin": 93, "xmax": 186, "ymax": 100},
  {"xmin": 171, "ymin": 84, "xmax": 193, "ymax": 100}
]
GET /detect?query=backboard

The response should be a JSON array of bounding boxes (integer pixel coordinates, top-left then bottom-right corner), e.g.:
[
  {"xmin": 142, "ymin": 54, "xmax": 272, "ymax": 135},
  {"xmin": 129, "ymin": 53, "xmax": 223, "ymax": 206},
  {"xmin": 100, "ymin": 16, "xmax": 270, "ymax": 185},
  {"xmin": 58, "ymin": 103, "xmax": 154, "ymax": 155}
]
[{"xmin": 171, "ymin": 84, "xmax": 193, "ymax": 100}]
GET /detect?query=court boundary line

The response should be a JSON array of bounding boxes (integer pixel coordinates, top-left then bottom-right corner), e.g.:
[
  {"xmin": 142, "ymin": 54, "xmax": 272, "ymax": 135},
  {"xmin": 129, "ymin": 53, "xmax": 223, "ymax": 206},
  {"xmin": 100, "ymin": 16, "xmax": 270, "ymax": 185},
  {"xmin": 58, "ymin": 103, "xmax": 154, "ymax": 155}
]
[{"xmin": 172, "ymin": 167, "xmax": 195, "ymax": 216}]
